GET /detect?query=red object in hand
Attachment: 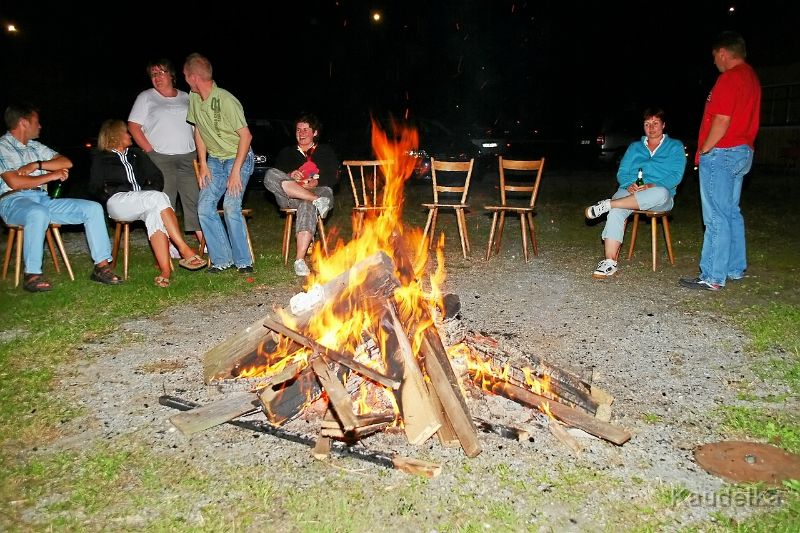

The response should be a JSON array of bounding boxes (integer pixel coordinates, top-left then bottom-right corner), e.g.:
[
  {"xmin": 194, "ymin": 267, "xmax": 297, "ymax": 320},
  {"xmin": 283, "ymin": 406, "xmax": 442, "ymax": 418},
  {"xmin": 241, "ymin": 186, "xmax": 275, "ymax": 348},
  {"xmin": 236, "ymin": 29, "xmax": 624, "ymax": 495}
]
[{"xmin": 299, "ymin": 161, "xmax": 320, "ymax": 179}]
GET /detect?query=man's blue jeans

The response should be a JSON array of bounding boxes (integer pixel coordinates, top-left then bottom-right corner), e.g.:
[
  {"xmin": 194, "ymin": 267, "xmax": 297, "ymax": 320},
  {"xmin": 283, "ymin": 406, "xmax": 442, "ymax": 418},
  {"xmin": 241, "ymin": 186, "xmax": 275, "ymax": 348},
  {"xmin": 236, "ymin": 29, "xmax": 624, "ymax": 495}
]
[
  {"xmin": 0, "ymin": 189, "xmax": 112, "ymax": 275},
  {"xmin": 197, "ymin": 151, "xmax": 254, "ymax": 268},
  {"xmin": 698, "ymin": 145, "xmax": 753, "ymax": 286}
]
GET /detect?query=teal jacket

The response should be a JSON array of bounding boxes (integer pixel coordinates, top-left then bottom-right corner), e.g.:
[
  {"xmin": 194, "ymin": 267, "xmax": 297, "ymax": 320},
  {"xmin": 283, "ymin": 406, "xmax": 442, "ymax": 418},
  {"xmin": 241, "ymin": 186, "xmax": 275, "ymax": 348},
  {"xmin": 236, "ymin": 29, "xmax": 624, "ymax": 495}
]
[{"xmin": 617, "ymin": 134, "xmax": 686, "ymax": 197}]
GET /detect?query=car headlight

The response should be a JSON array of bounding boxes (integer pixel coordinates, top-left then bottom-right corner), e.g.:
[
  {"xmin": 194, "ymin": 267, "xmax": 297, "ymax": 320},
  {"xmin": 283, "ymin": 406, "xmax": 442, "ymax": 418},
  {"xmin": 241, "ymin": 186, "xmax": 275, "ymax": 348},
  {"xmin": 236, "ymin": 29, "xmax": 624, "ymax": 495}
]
[{"xmin": 253, "ymin": 154, "xmax": 268, "ymax": 164}]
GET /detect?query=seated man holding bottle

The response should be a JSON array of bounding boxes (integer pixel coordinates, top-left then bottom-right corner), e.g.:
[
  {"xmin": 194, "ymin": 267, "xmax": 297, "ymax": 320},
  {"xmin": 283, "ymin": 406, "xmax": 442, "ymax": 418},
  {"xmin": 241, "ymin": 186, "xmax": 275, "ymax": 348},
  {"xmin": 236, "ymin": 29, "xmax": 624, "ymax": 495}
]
[
  {"xmin": 0, "ymin": 103, "xmax": 123, "ymax": 292},
  {"xmin": 584, "ymin": 107, "xmax": 686, "ymax": 278}
]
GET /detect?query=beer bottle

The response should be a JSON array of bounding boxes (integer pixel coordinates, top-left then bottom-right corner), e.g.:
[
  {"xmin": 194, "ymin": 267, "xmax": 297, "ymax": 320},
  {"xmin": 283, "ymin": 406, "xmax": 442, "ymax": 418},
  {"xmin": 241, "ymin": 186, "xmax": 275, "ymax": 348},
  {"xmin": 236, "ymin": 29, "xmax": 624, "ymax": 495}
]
[
  {"xmin": 52, "ymin": 182, "xmax": 63, "ymax": 198},
  {"xmin": 635, "ymin": 168, "xmax": 644, "ymax": 187}
]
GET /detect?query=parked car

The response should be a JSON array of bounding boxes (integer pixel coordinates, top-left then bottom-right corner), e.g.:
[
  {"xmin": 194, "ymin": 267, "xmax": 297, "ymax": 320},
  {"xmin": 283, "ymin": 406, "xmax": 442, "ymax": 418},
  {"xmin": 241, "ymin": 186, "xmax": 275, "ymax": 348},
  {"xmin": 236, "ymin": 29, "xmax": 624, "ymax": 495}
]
[{"xmin": 248, "ymin": 118, "xmax": 295, "ymax": 183}]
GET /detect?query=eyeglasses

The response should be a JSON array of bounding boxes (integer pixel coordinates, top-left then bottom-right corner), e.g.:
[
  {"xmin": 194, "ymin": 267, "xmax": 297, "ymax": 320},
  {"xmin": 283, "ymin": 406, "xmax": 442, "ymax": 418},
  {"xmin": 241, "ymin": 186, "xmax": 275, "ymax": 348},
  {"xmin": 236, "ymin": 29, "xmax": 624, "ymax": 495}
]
[
  {"xmin": 150, "ymin": 69, "xmax": 169, "ymax": 78},
  {"xmin": 643, "ymin": 121, "xmax": 663, "ymax": 128}
]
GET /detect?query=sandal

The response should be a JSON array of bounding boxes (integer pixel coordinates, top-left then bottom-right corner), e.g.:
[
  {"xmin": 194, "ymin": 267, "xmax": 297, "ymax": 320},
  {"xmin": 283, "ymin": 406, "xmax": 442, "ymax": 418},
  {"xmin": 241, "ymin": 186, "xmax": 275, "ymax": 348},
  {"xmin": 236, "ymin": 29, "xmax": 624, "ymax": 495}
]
[
  {"xmin": 23, "ymin": 273, "xmax": 52, "ymax": 292},
  {"xmin": 179, "ymin": 254, "xmax": 207, "ymax": 271},
  {"xmin": 90, "ymin": 265, "xmax": 124, "ymax": 285},
  {"xmin": 154, "ymin": 276, "xmax": 170, "ymax": 288}
]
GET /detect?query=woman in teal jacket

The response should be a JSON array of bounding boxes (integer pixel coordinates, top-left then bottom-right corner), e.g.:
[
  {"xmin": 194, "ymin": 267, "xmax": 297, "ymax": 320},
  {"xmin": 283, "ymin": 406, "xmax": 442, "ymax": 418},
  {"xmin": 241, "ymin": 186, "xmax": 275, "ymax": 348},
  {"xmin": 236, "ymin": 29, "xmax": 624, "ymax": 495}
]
[{"xmin": 584, "ymin": 108, "xmax": 686, "ymax": 278}]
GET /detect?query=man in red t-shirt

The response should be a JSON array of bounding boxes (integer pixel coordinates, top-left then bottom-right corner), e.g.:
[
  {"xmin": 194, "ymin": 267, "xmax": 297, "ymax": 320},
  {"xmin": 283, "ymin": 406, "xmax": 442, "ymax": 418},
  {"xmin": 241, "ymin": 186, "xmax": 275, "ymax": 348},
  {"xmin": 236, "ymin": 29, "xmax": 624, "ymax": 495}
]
[{"xmin": 680, "ymin": 31, "xmax": 761, "ymax": 291}]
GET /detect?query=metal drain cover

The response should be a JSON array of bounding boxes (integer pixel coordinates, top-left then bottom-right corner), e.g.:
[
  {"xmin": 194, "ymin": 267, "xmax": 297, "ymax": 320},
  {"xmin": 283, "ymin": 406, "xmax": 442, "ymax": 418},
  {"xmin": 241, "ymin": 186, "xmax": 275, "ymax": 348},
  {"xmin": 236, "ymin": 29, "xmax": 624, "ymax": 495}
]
[{"xmin": 694, "ymin": 441, "xmax": 800, "ymax": 485}]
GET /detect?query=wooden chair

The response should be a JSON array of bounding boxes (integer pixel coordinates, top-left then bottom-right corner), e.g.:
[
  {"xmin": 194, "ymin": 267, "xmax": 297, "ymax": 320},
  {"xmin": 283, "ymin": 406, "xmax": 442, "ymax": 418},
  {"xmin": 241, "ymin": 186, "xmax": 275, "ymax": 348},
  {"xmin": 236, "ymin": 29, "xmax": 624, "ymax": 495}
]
[
  {"xmin": 280, "ymin": 208, "xmax": 329, "ymax": 265},
  {"xmin": 625, "ymin": 209, "xmax": 675, "ymax": 271},
  {"xmin": 111, "ymin": 220, "xmax": 175, "ymax": 280},
  {"xmin": 2, "ymin": 223, "xmax": 74, "ymax": 287},
  {"xmin": 421, "ymin": 158, "xmax": 475, "ymax": 258},
  {"xmin": 343, "ymin": 160, "xmax": 393, "ymax": 237},
  {"xmin": 484, "ymin": 157, "xmax": 545, "ymax": 262},
  {"xmin": 196, "ymin": 209, "xmax": 255, "ymax": 267}
]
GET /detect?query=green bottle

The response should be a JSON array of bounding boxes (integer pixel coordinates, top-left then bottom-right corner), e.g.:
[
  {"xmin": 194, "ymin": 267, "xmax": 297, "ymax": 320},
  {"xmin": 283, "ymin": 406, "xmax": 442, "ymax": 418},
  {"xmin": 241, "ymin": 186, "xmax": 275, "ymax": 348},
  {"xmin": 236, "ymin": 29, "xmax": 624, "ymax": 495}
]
[
  {"xmin": 51, "ymin": 182, "xmax": 63, "ymax": 198},
  {"xmin": 635, "ymin": 168, "xmax": 644, "ymax": 187}
]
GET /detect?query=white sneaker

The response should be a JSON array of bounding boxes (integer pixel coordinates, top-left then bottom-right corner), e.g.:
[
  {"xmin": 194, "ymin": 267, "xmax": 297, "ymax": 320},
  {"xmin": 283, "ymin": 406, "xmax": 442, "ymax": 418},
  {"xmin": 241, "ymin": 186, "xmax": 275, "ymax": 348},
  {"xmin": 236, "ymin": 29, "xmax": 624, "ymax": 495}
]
[
  {"xmin": 585, "ymin": 199, "xmax": 611, "ymax": 219},
  {"xmin": 592, "ymin": 258, "xmax": 618, "ymax": 279},
  {"xmin": 169, "ymin": 243, "xmax": 181, "ymax": 259},
  {"xmin": 294, "ymin": 259, "xmax": 311, "ymax": 276},
  {"xmin": 312, "ymin": 196, "xmax": 331, "ymax": 218}
]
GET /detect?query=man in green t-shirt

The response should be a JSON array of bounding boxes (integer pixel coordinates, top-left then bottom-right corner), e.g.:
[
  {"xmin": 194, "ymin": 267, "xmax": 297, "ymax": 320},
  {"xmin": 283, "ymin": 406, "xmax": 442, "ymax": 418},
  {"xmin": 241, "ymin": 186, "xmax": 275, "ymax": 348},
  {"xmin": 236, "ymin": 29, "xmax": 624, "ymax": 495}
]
[{"xmin": 184, "ymin": 53, "xmax": 255, "ymax": 273}]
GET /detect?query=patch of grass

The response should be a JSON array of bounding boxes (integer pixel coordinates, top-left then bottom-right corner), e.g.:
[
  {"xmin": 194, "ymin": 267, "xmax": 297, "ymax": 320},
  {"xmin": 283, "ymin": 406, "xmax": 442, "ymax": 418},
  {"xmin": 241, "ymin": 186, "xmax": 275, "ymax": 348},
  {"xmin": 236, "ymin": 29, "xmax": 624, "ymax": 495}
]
[
  {"xmin": 717, "ymin": 406, "xmax": 800, "ymax": 454},
  {"xmin": 742, "ymin": 303, "xmax": 800, "ymax": 356},
  {"xmin": 642, "ymin": 413, "xmax": 663, "ymax": 424}
]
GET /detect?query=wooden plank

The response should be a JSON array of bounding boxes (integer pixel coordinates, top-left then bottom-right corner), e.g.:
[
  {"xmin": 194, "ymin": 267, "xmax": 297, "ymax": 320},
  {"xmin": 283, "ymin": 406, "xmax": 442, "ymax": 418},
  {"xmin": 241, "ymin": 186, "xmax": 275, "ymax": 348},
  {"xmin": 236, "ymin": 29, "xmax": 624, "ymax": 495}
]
[
  {"xmin": 474, "ymin": 417, "xmax": 530, "ymax": 442},
  {"xmin": 203, "ymin": 317, "xmax": 275, "ymax": 383},
  {"xmin": 311, "ymin": 357, "xmax": 359, "ymax": 431},
  {"xmin": 484, "ymin": 379, "xmax": 631, "ymax": 445},
  {"xmin": 263, "ymin": 317, "xmax": 400, "ymax": 390},
  {"xmin": 549, "ymin": 420, "xmax": 584, "ymax": 454},
  {"xmin": 421, "ymin": 326, "xmax": 482, "ymax": 457},
  {"xmin": 259, "ymin": 366, "xmax": 322, "ymax": 425},
  {"xmin": 320, "ymin": 421, "xmax": 393, "ymax": 439},
  {"xmin": 312, "ymin": 435, "xmax": 332, "ymax": 460},
  {"xmin": 169, "ymin": 391, "xmax": 260, "ymax": 436},
  {"xmin": 427, "ymin": 380, "xmax": 460, "ymax": 446},
  {"xmin": 387, "ymin": 303, "xmax": 442, "ymax": 445},
  {"xmin": 391, "ymin": 456, "xmax": 442, "ymax": 478}
]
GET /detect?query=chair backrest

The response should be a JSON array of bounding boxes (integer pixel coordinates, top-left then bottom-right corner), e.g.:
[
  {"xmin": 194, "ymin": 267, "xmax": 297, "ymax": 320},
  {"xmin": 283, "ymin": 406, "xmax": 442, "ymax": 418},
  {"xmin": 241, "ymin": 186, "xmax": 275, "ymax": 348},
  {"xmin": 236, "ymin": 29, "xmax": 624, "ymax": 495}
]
[
  {"xmin": 430, "ymin": 158, "xmax": 474, "ymax": 205},
  {"xmin": 497, "ymin": 157, "xmax": 545, "ymax": 208},
  {"xmin": 342, "ymin": 160, "xmax": 393, "ymax": 209}
]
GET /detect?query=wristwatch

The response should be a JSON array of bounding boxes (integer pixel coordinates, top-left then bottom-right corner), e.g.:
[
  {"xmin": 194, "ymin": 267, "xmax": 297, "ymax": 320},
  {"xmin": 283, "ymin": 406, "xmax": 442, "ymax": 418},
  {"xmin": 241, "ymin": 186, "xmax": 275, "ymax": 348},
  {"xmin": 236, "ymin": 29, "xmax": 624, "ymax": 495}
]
[{"xmin": 36, "ymin": 160, "xmax": 43, "ymax": 170}]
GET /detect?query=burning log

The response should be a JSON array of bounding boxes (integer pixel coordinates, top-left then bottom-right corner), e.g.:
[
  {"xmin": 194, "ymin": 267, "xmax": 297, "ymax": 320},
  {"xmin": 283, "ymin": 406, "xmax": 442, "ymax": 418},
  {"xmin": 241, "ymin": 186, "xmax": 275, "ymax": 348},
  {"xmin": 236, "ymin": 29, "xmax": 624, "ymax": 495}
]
[
  {"xmin": 386, "ymin": 302, "xmax": 442, "ymax": 445},
  {"xmin": 465, "ymin": 332, "xmax": 609, "ymax": 415},
  {"xmin": 258, "ymin": 365, "xmax": 322, "ymax": 425},
  {"xmin": 161, "ymin": 395, "xmax": 437, "ymax": 476},
  {"xmin": 310, "ymin": 357, "xmax": 358, "ymax": 431},
  {"xmin": 479, "ymin": 377, "xmax": 631, "ymax": 445}
]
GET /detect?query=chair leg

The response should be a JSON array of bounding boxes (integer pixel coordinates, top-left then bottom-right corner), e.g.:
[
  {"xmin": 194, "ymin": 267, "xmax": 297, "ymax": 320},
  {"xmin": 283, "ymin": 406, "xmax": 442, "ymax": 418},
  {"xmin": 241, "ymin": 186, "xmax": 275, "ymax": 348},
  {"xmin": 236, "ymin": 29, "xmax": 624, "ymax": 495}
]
[
  {"xmin": 455, "ymin": 208, "xmax": 468, "ymax": 258},
  {"xmin": 460, "ymin": 209, "xmax": 471, "ymax": 253},
  {"xmin": 429, "ymin": 208, "xmax": 439, "ymax": 250},
  {"xmin": 14, "ymin": 227, "xmax": 23, "ymax": 287},
  {"xmin": 50, "ymin": 226, "xmax": 74, "ymax": 281},
  {"xmin": 243, "ymin": 214, "xmax": 255, "ymax": 265},
  {"xmin": 2, "ymin": 227, "xmax": 15, "ymax": 280},
  {"xmin": 527, "ymin": 212, "xmax": 538, "ymax": 256},
  {"xmin": 486, "ymin": 212, "xmax": 500, "ymax": 260},
  {"xmin": 627, "ymin": 213, "xmax": 641, "ymax": 260},
  {"xmin": 650, "ymin": 214, "xmax": 658, "ymax": 271},
  {"xmin": 45, "ymin": 228, "xmax": 60, "ymax": 273},
  {"xmin": 316, "ymin": 216, "xmax": 329, "ymax": 257},
  {"xmin": 282, "ymin": 212, "xmax": 293, "ymax": 265},
  {"xmin": 661, "ymin": 215, "xmax": 675, "ymax": 265},
  {"xmin": 122, "ymin": 223, "xmax": 130, "ymax": 280},
  {"xmin": 520, "ymin": 213, "xmax": 529, "ymax": 262},
  {"xmin": 112, "ymin": 222, "xmax": 122, "ymax": 269},
  {"xmin": 421, "ymin": 208, "xmax": 435, "ymax": 250},
  {"xmin": 496, "ymin": 212, "xmax": 507, "ymax": 255}
]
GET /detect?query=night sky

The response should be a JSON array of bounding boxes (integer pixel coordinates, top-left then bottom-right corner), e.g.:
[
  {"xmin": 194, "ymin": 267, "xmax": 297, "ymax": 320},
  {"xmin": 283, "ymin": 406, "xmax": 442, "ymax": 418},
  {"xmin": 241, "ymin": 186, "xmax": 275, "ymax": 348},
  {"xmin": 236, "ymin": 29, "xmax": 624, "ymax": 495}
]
[{"xmin": 1, "ymin": 0, "xmax": 798, "ymax": 158}]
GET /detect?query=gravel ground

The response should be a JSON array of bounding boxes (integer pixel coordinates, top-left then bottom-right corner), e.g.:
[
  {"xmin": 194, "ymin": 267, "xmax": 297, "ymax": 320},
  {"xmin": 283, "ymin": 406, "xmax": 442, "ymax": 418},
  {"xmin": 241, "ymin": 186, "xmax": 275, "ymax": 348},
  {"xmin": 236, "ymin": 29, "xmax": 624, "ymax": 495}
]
[{"xmin": 29, "ymin": 222, "xmax": 780, "ymax": 530}]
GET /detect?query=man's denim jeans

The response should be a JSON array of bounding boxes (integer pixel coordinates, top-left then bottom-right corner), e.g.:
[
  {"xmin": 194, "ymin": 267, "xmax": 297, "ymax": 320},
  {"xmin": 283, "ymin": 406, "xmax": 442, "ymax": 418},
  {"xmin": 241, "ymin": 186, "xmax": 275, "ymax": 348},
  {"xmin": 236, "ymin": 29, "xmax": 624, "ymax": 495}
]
[
  {"xmin": 698, "ymin": 145, "xmax": 753, "ymax": 286},
  {"xmin": 198, "ymin": 150, "xmax": 254, "ymax": 268},
  {"xmin": 0, "ymin": 189, "xmax": 112, "ymax": 274}
]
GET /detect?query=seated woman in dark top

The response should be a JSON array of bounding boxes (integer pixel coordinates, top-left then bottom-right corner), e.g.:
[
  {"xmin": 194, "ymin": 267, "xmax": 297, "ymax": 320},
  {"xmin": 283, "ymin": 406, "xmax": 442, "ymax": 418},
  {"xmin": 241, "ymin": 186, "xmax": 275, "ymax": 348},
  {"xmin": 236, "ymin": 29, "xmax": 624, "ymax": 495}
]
[
  {"xmin": 90, "ymin": 119, "xmax": 206, "ymax": 287},
  {"xmin": 263, "ymin": 112, "xmax": 338, "ymax": 277}
]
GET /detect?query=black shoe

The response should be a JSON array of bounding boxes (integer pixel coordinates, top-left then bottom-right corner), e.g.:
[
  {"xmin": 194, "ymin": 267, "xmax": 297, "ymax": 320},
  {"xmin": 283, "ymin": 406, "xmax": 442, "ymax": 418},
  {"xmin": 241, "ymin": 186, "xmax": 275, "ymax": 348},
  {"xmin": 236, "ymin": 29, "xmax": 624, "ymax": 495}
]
[
  {"xmin": 679, "ymin": 277, "xmax": 722, "ymax": 291},
  {"xmin": 237, "ymin": 265, "xmax": 254, "ymax": 273},
  {"xmin": 207, "ymin": 264, "xmax": 233, "ymax": 274}
]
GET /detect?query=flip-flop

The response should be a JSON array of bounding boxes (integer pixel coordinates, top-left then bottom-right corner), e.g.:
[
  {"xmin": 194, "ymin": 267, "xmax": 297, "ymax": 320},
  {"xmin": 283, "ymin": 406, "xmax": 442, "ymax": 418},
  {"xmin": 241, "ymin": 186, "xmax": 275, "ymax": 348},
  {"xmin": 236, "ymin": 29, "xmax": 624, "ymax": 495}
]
[
  {"xmin": 179, "ymin": 254, "xmax": 207, "ymax": 271},
  {"xmin": 154, "ymin": 276, "xmax": 170, "ymax": 288}
]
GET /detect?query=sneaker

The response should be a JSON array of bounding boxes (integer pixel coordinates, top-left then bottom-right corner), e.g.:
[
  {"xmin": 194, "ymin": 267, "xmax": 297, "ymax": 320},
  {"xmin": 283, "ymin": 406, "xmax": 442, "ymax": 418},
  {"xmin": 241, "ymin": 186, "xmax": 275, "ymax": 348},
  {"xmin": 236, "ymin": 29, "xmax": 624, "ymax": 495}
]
[
  {"xmin": 585, "ymin": 199, "xmax": 611, "ymax": 219},
  {"xmin": 592, "ymin": 258, "xmax": 618, "ymax": 279},
  {"xmin": 169, "ymin": 243, "xmax": 181, "ymax": 259},
  {"xmin": 312, "ymin": 196, "xmax": 331, "ymax": 218},
  {"xmin": 679, "ymin": 277, "xmax": 722, "ymax": 291},
  {"xmin": 294, "ymin": 259, "xmax": 311, "ymax": 276},
  {"xmin": 207, "ymin": 264, "xmax": 233, "ymax": 274},
  {"xmin": 237, "ymin": 265, "xmax": 254, "ymax": 273}
]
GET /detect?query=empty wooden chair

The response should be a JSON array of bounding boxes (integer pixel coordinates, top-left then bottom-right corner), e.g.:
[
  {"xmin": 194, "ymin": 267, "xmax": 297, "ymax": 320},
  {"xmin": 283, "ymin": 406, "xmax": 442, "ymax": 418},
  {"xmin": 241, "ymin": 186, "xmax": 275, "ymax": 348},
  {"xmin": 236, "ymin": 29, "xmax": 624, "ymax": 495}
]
[
  {"xmin": 485, "ymin": 157, "xmax": 545, "ymax": 262},
  {"xmin": 421, "ymin": 158, "xmax": 475, "ymax": 258},
  {"xmin": 343, "ymin": 160, "xmax": 393, "ymax": 237},
  {"xmin": 2, "ymin": 223, "xmax": 74, "ymax": 287},
  {"xmin": 626, "ymin": 209, "xmax": 675, "ymax": 271}
]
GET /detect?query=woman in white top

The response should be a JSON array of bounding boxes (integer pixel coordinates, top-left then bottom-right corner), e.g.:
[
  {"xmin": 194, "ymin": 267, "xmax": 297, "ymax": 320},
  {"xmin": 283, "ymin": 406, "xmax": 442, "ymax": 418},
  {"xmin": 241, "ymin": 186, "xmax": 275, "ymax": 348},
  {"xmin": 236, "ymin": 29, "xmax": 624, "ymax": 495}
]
[{"xmin": 128, "ymin": 59, "xmax": 203, "ymax": 248}]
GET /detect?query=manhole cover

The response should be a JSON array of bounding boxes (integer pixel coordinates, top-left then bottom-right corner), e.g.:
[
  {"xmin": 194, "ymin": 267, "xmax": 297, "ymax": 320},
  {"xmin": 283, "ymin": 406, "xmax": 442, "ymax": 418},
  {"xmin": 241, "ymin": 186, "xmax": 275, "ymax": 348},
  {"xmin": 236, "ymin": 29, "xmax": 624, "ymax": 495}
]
[{"xmin": 694, "ymin": 441, "xmax": 800, "ymax": 485}]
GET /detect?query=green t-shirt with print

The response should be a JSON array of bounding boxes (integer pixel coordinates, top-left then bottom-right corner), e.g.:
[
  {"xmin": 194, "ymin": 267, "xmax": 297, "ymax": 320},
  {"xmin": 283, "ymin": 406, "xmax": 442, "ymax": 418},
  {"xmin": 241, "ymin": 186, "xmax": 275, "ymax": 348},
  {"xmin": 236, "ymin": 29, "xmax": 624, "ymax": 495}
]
[{"xmin": 186, "ymin": 82, "xmax": 247, "ymax": 160}]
